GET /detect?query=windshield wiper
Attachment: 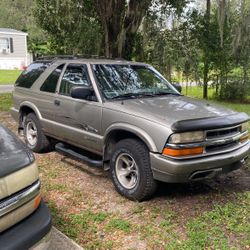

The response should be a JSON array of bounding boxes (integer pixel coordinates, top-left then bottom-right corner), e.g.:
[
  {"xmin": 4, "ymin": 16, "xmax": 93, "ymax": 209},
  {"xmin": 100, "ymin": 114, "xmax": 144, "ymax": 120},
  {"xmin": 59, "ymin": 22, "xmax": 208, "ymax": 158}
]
[
  {"xmin": 111, "ymin": 91, "xmax": 181, "ymax": 100},
  {"xmin": 111, "ymin": 93, "xmax": 143, "ymax": 100},
  {"xmin": 152, "ymin": 91, "xmax": 182, "ymax": 96}
]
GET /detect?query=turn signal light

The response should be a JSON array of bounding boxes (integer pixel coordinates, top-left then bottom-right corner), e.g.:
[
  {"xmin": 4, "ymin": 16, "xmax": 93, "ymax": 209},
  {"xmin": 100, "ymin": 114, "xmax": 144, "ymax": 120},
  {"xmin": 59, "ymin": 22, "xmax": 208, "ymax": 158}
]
[
  {"xmin": 240, "ymin": 134, "xmax": 249, "ymax": 143},
  {"xmin": 34, "ymin": 194, "xmax": 42, "ymax": 209},
  {"xmin": 163, "ymin": 147, "xmax": 204, "ymax": 157}
]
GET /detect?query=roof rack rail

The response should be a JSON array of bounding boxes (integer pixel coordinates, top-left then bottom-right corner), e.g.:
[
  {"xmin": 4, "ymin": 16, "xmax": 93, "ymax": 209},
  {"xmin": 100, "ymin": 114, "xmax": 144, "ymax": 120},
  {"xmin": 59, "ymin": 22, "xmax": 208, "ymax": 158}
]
[
  {"xmin": 35, "ymin": 55, "xmax": 126, "ymax": 61},
  {"xmin": 35, "ymin": 55, "xmax": 77, "ymax": 61}
]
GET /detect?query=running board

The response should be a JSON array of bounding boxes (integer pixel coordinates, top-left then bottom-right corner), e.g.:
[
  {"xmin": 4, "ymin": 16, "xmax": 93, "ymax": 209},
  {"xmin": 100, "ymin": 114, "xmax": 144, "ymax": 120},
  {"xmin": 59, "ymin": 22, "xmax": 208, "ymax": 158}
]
[{"xmin": 55, "ymin": 143, "xmax": 103, "ymax": 167}]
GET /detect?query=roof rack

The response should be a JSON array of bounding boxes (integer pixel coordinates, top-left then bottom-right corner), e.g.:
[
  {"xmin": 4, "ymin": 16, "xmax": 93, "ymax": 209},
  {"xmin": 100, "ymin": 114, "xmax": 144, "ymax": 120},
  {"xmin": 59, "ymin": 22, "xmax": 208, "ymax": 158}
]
[
  {"xmin": 35, "ymin": 55, "xmax": 126, "ymax": 61},
  {"xmin": 35, "ymin": 55, "xmax": 77, "ymax": 61}
]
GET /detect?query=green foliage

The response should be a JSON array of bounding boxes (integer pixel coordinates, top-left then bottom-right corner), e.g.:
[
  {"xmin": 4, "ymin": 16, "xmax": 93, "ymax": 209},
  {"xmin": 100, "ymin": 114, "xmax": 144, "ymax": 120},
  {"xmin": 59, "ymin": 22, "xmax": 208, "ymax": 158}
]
[
  {"xmin": 34, "ymin": 0, "xmax": 188, "ymax": 58},
  {"xmin": 135, "ymin": 0, "xmax": 250, "ymax": 101},
  {"xmin": 219, "ymin": 77, "xmax": 250, "ymax": 101},
  {"xmin": 35, "ymin": 0, "xmax": 102, "ymax": 55},
  {"xmin": 193, "ymin": 0, "xmax": 250, "ymax": 101}
]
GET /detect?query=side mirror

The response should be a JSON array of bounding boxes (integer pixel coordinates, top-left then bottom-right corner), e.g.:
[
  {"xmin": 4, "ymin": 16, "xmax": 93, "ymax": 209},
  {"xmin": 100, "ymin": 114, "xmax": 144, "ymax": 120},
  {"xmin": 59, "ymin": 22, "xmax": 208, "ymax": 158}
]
[
  {"xmin": 172, "ymin": 83, "xmax": 182, "ymax": 93},
  {"xmin": 70, "ymin": 86, "xmax": 94, "ymax": 100}
]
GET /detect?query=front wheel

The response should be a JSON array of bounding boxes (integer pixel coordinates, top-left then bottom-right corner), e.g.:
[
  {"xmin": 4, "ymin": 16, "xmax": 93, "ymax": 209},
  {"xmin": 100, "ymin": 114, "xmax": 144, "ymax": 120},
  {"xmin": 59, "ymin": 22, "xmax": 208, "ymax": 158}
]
[{"xmin": 110, "ymin": 138, "xmax": 157, "ymax": 201}]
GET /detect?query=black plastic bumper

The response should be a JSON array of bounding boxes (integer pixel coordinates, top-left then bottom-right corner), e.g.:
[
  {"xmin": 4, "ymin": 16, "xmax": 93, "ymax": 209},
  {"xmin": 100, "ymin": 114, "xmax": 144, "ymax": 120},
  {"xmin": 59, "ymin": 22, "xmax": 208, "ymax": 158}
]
[{"xmin": 0, "ymin": 199, "xmax": 52, "ymax": 250}]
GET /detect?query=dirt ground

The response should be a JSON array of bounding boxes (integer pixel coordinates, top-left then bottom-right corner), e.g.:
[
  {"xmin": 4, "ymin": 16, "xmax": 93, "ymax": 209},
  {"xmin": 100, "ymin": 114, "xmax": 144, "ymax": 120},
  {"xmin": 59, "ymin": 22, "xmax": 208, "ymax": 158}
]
[{"xmin": 1, "ymin": 111, "xmax": 249, "ymax": 249}]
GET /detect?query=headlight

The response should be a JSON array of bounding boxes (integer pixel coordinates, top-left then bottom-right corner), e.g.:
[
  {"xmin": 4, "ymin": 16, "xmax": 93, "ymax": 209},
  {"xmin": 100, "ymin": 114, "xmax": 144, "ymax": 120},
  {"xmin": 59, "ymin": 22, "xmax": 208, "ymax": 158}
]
[
  {"xmin": 241, "ymin": 122, "xmax": 249, "ymax": 132},
  {"xmin": 168, "ymin": 131, "xmax": 205, "ymax": 144}
]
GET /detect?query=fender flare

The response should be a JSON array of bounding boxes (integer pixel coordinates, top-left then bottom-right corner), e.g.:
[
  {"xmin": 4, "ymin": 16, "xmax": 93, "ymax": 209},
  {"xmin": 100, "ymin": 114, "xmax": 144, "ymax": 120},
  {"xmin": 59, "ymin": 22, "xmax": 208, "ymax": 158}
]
[
  {"xmin": 104, "ymin": 123, "xmax": 158, "ymax": 152},
  {"xmin": 20, "ymin": 101, "xmax": 42, "ymax": 120}
]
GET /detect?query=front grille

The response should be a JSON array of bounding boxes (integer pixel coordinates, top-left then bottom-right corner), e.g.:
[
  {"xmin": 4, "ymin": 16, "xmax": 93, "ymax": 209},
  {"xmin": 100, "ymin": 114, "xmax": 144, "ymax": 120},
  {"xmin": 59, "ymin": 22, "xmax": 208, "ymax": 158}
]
[
  {"xmin": 205, "ymin": 141, "xmax": 238, "ymax": 153},
  {"xmin": 0, "ymin": 180, "xmax": 40, "ymax": 218},
  {"xmin": 204, "ymin": 125, "xmax": 244, "ymax": 154},
  {"xmin": 0, "ymin": 181, "xmax": 35, "ymax": 204},
  {"xmin": 206, "ymin": 126, "xmax": 241, "ymax": 140}
]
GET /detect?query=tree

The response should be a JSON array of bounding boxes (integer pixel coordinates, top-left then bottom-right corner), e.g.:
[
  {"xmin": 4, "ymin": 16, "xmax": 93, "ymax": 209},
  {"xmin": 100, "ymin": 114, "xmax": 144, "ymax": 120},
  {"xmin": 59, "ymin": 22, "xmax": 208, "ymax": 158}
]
[
  {"xmin": 35, "ymin": 0, "xmax": 102, "ymax": 55},
  {"xmin": 35, "ymin": 0, "xmax": 188, "ymax": 58},
  {"xmin": 95, "ymin": 0, "xmax": 189, "ymax": 59},
  {"xmin": 133, "ymin": 10, "xmax": 200, "ymax": 86},
  {"xmin": 226, "ymin": 0, "xmax": 250, "ymax": 100},
  {"xmin": 94, "ymin": 0, "xmax": 151, "ymax": 59},
  {"xmin": 194, "ymin": 0, "xmax": 250, "ymax": 101},
  {"xmin": 202, "ymin": 0, "xmax": 211, "ymax": 99}
]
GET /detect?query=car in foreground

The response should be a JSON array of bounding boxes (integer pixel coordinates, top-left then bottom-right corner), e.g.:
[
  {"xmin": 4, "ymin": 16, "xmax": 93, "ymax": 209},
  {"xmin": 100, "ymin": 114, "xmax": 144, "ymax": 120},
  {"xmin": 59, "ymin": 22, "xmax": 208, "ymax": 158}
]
[
  {"xmin": 0, "ymin": 124, "xmax": 51, "ymax": 249},
  {"xmin": 11, "ymin": 56, "xmax": 250, "ymax": 201}
]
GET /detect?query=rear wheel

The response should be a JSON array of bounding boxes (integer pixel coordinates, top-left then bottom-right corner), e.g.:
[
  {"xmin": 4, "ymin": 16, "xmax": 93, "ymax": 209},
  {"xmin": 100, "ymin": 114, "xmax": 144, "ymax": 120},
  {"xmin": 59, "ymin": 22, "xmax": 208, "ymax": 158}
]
[
  {"xmin": 24, "ymin": 113, "xmax": 51, "ymax": 153},
  {"xmin": 110, "ymin": 138, "xmax": 157, "ymax": 201}
]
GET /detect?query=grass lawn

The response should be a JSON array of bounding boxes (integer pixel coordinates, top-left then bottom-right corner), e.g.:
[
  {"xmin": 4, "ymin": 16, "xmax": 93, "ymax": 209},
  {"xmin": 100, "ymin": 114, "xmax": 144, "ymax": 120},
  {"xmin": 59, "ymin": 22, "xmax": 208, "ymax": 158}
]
[
  {"xmin": 183, "ymin": 85, "xmax": 215, "ymax": 99},
  {"xmin": 0, "ymin": 70, "xmax": 21, "ymax": 85},
  {"xmin": 216, "ymin": 101, "xmax": 250, "ymax": 116},
  {"xmin": 184, "ymin": 86, "xmax": 250, "ymax": 116},
  {"xmin": 0, "ymin": 93, "xmax": 12, "ymax": 111}
]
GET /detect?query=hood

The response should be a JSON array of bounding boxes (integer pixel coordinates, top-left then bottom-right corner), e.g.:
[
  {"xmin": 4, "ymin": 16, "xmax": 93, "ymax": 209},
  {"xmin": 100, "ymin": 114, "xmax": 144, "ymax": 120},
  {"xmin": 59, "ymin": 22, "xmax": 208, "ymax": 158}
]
[
  {"xmin": 0, "ymin": 124, "xmax": 34, "ymax": 178},
  {"xmin": 105, "ymin": 95, "xmax": 237, "ymax": 126}
]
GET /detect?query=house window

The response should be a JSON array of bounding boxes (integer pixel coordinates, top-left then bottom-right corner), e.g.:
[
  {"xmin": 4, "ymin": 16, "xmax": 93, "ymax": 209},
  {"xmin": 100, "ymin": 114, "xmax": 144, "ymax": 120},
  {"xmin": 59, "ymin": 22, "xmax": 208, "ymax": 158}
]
[{"xmin": 0, "ymin": 37, "xmax": 13, "ymax": 53}]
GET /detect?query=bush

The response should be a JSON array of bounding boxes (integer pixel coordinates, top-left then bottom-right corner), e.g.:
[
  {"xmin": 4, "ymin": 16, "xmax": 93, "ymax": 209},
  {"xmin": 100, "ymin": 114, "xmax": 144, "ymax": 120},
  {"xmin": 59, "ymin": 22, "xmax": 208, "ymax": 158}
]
[{"xmin": 218, "ymin": 77, "xmax": 250, "ymax": 101}]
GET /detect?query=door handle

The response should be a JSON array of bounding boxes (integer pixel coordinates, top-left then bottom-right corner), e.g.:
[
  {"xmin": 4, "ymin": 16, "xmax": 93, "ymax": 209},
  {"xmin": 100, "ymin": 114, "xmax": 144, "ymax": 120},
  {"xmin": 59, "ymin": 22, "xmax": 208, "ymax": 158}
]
[{"xmin": 54, "ymin": 100, "xmax": 60, "ymax": 106}]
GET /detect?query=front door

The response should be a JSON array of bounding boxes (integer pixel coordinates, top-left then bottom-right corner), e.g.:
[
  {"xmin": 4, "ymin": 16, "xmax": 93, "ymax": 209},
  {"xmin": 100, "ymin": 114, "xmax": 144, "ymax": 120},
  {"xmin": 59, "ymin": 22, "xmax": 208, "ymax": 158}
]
[{"xmin": 53, "ymin": 63, "xmax": 103, "ymax": 154}]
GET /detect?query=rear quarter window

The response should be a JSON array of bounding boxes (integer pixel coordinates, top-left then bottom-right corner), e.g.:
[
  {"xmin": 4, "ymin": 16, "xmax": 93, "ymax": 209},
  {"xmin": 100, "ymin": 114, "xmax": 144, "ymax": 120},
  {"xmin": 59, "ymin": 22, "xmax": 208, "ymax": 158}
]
[
  {"xmin": 15, "ymin": 61, "xmax": 51, "ymax": 88},
  {"xmin": 40, "ymin": 64, "xmax": 65, "ymax": 93}
]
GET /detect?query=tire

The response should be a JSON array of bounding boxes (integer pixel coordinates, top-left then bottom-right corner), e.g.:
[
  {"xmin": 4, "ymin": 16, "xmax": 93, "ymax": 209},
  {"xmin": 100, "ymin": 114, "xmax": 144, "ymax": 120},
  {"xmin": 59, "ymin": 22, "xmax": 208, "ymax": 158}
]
[
  {"xmin": 24, "ymin": 113, "xmax": 51, "ymax": 153},
  {"xmin": 110, "ymin": 138, "xmax": 157, "ymax": 201}
]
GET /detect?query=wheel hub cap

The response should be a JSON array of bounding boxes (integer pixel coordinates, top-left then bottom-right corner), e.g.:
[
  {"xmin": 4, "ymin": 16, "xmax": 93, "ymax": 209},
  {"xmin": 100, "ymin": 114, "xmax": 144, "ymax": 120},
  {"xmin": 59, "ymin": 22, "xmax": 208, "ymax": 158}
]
[
  {"xmin": 26, "ymin": 121, "xmax": 37, "ymax": 146},
  {"xmin": 115, "ymin": 153, "xmax": 139, "ymax": 189}
]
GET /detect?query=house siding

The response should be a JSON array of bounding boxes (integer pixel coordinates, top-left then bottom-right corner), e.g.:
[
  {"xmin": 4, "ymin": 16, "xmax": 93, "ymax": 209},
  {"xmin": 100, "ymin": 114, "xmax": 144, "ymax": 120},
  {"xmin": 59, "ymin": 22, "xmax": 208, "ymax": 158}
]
[
  {"xmin": 0, "ymin": 30, "xmax": 31, "ymax": 69},
  {"xmin": 0, "ymin": 33, "xmax": 26, "ymax": 58}
]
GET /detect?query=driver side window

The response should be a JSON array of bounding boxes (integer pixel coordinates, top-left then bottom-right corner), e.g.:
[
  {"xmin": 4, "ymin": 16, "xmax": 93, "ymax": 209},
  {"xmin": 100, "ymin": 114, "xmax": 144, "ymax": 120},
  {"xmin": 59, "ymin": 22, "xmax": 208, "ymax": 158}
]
[{"xmin": 59, "ymin": 64, "xmax": 90, "ymax": 96}]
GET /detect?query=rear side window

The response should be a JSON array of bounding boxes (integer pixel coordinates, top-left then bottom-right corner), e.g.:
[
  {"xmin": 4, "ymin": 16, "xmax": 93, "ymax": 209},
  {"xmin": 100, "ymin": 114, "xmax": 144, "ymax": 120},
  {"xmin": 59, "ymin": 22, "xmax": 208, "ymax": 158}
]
[
  {"xmin": 16, "ymin": 61, "xmax": 51, "ymax": 88},
  {"xmin": 40, "ymin": 64, "xmax": 65, "ymax": 93}
]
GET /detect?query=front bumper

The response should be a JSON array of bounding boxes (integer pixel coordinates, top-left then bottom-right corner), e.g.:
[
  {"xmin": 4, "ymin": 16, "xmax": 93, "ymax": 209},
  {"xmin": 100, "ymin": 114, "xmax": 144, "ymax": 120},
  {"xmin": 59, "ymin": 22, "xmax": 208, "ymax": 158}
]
[
  {"xmin": 0, "ymin": 200, "xmax": 52, "ymax": 250},
  {"xmin": 151, "ymin": 142, "xmax": 250, "ymax": 183}
]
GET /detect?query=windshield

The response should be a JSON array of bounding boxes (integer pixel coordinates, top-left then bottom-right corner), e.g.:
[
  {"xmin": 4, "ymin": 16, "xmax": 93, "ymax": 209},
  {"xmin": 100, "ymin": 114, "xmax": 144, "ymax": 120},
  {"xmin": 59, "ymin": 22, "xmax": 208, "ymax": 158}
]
[{"xmin": 92, "ymin": 64, "xmax": 179, "ymax": 100}]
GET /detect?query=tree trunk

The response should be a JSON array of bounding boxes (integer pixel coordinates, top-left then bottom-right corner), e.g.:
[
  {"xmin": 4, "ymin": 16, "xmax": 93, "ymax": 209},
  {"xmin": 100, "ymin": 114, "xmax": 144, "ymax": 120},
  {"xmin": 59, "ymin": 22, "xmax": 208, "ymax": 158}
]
[
  {"xmin": 166, "ymin": 61, "xmax": 172, "ymax": 82},
  {"xmin": 203, "ymin": 0, "xmax": 211, "ymax": 99},
  {"xmin": 203, "ymin": 58, "xmax": 209, "ymax": 99},
  {"xmin": 95, "ymin": 0, "xmax": 126, "ymax": 58},
  {"xmin": 215, "ymin": 74, "xmax": 219, "ymax": 96},
  {"xmin": 217, "ymin": 0, "xmax": 226, "ymax": 48},
  {"xmin": 95, "ymin": 0, "xmax": 151, "ymax": 59}
]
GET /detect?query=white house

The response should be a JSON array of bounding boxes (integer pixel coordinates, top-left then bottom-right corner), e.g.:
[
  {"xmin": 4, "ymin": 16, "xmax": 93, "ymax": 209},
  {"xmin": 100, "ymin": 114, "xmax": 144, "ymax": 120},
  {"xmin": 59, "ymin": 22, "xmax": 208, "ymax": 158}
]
[{"xmin": 0, "ymin": 28, "xmax": 32, "ymax": 70}]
